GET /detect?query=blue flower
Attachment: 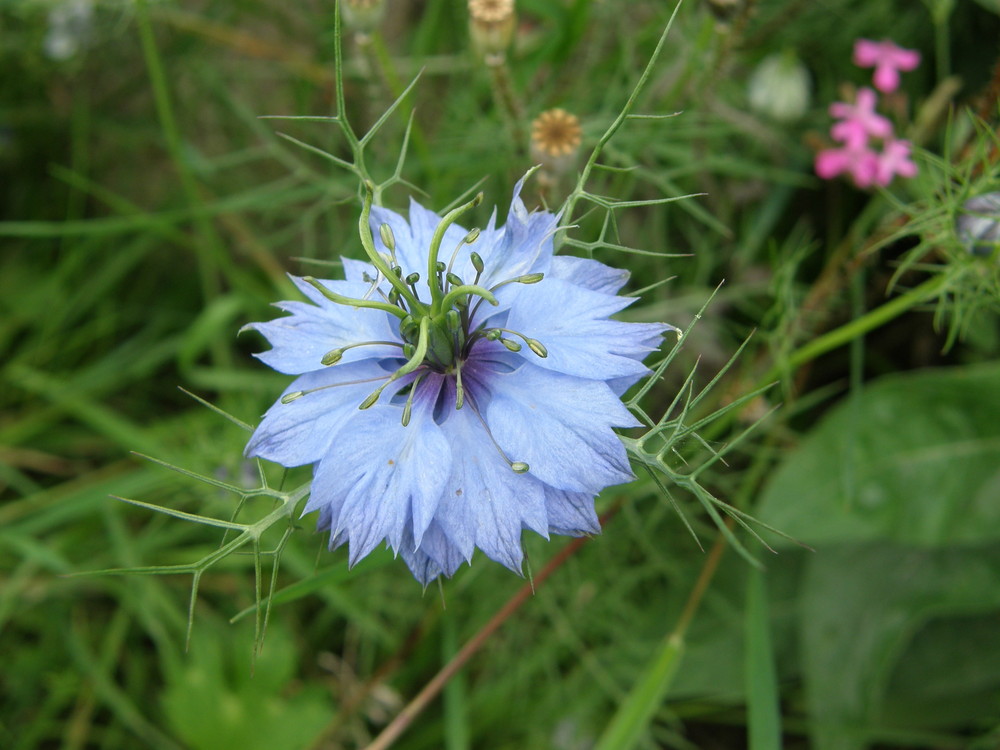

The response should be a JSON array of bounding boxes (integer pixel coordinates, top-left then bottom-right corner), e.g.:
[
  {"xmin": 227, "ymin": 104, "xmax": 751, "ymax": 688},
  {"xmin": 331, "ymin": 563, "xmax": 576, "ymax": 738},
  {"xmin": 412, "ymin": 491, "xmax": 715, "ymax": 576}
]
[{"xmin": 245, "ymin": 176, "xmax": 669, "ymax": 584}]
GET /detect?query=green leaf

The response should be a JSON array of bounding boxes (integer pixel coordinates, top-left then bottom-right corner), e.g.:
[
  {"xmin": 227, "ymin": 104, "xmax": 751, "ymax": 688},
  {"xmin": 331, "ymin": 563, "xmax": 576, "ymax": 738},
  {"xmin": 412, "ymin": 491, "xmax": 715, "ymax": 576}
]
[
  {"xmin": 757, "ymin": 363, "xmax": 1000, "ymax": 548},
  {"xmin": 798, "ymin": 543, "xmax": 1000, "ymax": 750},
  {"xmin": 161, "ymin": 622, "xmax": 331, "ymax": 750}
]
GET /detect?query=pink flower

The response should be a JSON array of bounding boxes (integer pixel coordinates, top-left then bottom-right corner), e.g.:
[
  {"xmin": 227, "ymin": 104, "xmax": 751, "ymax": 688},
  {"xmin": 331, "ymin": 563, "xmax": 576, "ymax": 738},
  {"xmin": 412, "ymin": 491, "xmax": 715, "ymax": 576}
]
[
  {"xmin": 853, "ymin": 39, "xmax": 921, "ymax": 93},
  {"xmin": 873, "ymin": 138, "xmax": 917, "ymax": 186},
  {"xmin": 815, "ymin": 145, "xmax": 879, "ymax": 188},
  {"xmin": 829, "ymin": 88, "xmax": 892, "ymax": 147}
]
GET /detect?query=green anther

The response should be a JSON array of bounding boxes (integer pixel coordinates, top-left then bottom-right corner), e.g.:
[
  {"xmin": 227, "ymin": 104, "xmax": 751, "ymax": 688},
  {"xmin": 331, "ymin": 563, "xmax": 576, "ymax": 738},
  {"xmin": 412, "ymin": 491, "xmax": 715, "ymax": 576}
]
[
  {"xmin": 388, "ymin": 289, "xmax": 399, "ymax": 305},
  {"xmin": 516, "ymin": 273, "xmax": 545, "ymax": 284},
  {"xmin": 406, "ymin": 272, "xmax": 420, "ymax": 285},
  {"xmin": 435, "ymin": 261, "xmax": 446, "ymax": 274},
  {"xmin": 527, "ymin": 338, "xmax": 548, "ymax": 358},
  {"xmin": 446, "ymin": 272, "xmax": 464, "ymax": 288},
  {"xmin": 465, "ymin": 227, "xmax": 481, "ymax": 245},
  {"xmin": 281, "ymin": 391, "xmax": 304, "ymax": 404},
  {"xmin": 511, "ymin": 462, "xmax": 530, "ymax": 474},
  {"xmin": 470, "ymin": 252, "xmax": 484, "ymax": 274},
  {"xmin": 379, "ymin": 223, "xmax": 396, "ymax": 252},
  {"xmin": 455, "ymin": 366, "xmax": 465, "ymax": 410},
  {"xmin": 403, "ymin": 342, "xmax": 415, "ymax": 359},
  {"xmin": 402, "ymin": 374, "xmax": 425, "ymax": 427},
  {"xmin": 321, "ymin": 348, "xmax": 344, "ymax": 366},
  {"xmin": 392, "ymin": 265, "xmax": 403, "ymax": 277},
  {"xmin": 358, "ymin": 389, "xmax": 382, "ymax": 410},
  {"xmin": 445, "ymin": 309, "xmax": 461, "ymax": 331},
  {"xmin": 486, "ymin": 329, "xmax": 502, "ymax": 341},
  {"xmin": 500, "ymin": 338, "xmax": 522, "ymax": 352}
]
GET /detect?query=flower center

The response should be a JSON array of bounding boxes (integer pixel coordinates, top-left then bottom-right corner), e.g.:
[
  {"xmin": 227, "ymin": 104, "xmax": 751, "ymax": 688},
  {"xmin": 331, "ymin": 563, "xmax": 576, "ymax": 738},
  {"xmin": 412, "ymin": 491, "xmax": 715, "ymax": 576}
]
[{"xmin": 298, "ymin": 183, "xmax": 548, "ymax": 413}]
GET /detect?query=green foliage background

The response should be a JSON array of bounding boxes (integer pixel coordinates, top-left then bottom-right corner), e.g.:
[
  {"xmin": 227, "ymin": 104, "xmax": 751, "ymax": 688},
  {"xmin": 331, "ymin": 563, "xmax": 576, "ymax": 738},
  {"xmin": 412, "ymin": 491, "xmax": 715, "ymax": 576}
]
[{"xmin": 2, "ymin": 0, "xmax": 1000, "ymax": 748}]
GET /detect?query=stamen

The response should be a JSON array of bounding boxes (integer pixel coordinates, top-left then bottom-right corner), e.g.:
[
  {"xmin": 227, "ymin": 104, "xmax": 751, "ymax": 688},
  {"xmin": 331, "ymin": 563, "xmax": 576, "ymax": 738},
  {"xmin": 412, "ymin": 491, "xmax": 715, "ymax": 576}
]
[
  {"xmin": 280, "ymin": 373, "xmax": 391, "ymax": 404},
  {"xmin": 465, "ymin": 392, "xmax": 529, "ymax": 473},
  {"xmin": 321, "ymin": 340, "xmax": 404, "ymax": 366},
  {"xmin": 470, "ymin": 251, "xmax": 484, "ymax": 279},
  {"xmin": 489, "ymin": 272, "xmax": 545, "ymax": 293},
  {"xmin": 468, "ymin": 271, "xmax": 545, "ymax": 322},
  {"xmin": 478, "ymin": 327, "xmax": 547, "ymax": 358},
  {"xmin": 400, "ymin": 373, "xmax": 426, "ymax": 427},
  {"xmin": 445, "ymin": 227, "xmax": 482, "ymax": 279},
  {"xmin": 359, "ymin": 316, "xmax": 430, "ymax": 409},
  {"xmin": 379, "ymin": 223, "xmax": 396, "ymax": 255},
  {"xmin": 454, "ymin": 361, "xmax": 465, "ymax": 410}
]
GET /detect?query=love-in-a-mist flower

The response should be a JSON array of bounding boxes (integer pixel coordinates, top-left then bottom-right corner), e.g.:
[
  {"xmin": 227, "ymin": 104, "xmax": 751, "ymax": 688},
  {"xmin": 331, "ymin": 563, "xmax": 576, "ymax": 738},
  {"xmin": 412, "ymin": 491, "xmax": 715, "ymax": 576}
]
[
  {"xmin": 956, "ymin": 192, "xmax": 1000, "ymax": 257},
  {"xmin": 244, "ymin": 177, "xmax": 669, "ymax": 584},
  {"xmin": 853, "ymin": 39, "xmax": 920, "ymax": 93}
]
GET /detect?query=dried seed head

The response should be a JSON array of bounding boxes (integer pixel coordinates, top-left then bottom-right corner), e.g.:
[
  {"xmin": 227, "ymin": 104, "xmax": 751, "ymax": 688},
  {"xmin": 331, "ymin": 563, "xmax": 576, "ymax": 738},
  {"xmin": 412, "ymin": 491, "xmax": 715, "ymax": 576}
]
[
  {"xmin": 468, "ymin": 0, "xmax": 516, "ymax": 62},
  {"xmin": 530, "ymin": 109, "xmax": 582, "ymax": 175},
  {"xmin": 469, "ymin": 0, "xmax": 514, "ymax": 24}
]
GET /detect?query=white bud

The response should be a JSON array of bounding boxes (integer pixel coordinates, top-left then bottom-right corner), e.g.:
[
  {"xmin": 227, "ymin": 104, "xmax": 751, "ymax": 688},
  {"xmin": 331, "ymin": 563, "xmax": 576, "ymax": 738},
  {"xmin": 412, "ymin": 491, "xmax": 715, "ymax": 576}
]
[{"xmin": 748, "ymin": 51, "xmax": 811, "ymax": 123}]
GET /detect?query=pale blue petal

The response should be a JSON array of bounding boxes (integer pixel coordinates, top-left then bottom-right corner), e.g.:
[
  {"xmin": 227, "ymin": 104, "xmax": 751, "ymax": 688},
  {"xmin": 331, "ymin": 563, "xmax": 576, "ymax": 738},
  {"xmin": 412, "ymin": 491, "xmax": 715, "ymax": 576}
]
[
  {"xmin": 245, "ymin": 360, "xmax": 392, "ymax": 466},
  {"xmin": 399, "ymin": 520, "xmax": 468, "ymax": 584},
  {"xmin": 477, "ymin": 178, "xmax": 556, "ymax": 288},
  {"xmin": 307, "ymin": 381, "xmax": 451, "ymax": 566},
  {"xmin": 549, "ymin": 255, "xmax": 630, "ymax": 294},
  {"xmin": 484, "ymin": 362, "xmax": 637, "ymax": 493},
  {"xmin": 544, "ymin": 488, "xmax": 601, "ymax": 536},
  {"xmin": 398, "ymin": 541, "xmax": 442, "ymax": 586},
  {"xmin": 505, "ymin": 278, "xmax": 663, "ymax": 380},
  {"xmin": 341, "ymin": 256, "xmax": 378, "ymax": 283},
  {"xmin": 434, "ymin": 394, "xmax": 548, "ymax": 572},
  {"xmin": 247, "ymin": 280, "xmax": 401, "ymax": 375}
]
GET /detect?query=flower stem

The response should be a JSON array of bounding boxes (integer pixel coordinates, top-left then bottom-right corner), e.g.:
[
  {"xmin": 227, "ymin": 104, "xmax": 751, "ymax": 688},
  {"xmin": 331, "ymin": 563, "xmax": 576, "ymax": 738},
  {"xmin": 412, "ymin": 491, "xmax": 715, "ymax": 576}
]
[
  {"xmin": 759, "ymin": 273, "xmax": 948, "ymax": 387},
  {"xmin": 487, "ymin": 59, "xmax": 526, "ymax": 154}
]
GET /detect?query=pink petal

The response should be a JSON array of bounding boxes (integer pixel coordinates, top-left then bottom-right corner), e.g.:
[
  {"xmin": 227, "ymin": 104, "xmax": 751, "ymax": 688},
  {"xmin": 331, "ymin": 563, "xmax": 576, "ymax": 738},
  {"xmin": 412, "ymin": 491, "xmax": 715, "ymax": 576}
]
[
  {"xmin": 831, "ymin": 119, "xmax": 869, "ymax": 149},
  {"xmin": 816, "ymin": 149, "xmax": 850, "ymax": 180},
  {"xmin": 850, "ymin": 151, "xmax": 879, "ymax": 188},
  {"xmin": 853, "ymin": 38, "xmax": 881, "ymax": 67},
  {"xmin": 889, "ymin": 47, "xmax": 921, "ymax": 71},
  {"xmin": 873, "ymin": 64, "xmax": 901, "ymax": 93}
]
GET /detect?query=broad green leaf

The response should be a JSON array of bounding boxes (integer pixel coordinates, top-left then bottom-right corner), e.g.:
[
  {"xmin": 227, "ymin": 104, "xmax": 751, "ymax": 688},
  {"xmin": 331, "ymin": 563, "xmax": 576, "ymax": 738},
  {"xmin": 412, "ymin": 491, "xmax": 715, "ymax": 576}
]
[
  {"xmin": 757, "ymin": 363, "xmax": 1000, "ymax": 547},
  {"xmin": 161, "ymin": 622, "xmax": 331, "ymax": 750},
  {"xmin": 799, "ymin": 543, "xmax": 1000, "ymax": 750}
]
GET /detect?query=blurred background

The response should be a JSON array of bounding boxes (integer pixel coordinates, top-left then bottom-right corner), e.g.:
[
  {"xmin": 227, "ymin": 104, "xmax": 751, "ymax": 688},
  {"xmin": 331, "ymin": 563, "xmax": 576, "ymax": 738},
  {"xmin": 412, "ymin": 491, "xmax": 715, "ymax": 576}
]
[{"xmin": 3, "ymin": 0, "xmax": 1000, "ymax": 748}]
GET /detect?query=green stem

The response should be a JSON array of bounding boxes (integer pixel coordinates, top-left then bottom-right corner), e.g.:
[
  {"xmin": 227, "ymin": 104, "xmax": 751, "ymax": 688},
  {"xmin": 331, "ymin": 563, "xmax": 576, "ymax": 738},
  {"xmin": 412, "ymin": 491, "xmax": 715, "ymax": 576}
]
[
  {"xmin": 560, "ymin": 1, "xmax": 684, "ymax": 242},
  {"xmin": 760, "ymin": 273, "xmax": 948, "ymax": 387}
]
